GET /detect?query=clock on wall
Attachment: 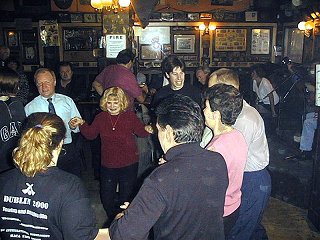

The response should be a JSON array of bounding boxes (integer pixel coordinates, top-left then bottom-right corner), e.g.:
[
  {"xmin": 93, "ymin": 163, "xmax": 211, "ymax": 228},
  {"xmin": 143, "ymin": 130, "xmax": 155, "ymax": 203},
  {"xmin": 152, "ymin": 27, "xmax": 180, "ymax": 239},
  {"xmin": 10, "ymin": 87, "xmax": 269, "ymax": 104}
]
[{"xmin": 54, "ymin": 0, "xmax": 73, "ymax": 9}]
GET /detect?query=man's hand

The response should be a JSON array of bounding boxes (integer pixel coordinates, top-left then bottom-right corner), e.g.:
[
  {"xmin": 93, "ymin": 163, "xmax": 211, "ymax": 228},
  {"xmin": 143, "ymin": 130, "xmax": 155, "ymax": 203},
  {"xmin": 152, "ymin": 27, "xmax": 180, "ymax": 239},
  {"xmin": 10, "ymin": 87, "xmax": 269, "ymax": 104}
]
[
  {"xmin": 69, "ymin": 117, "xmax": 85, "ymax": 129},
  {"xmin": 92, "ymin": 80, "xmax": 104, "ymax": 96}
]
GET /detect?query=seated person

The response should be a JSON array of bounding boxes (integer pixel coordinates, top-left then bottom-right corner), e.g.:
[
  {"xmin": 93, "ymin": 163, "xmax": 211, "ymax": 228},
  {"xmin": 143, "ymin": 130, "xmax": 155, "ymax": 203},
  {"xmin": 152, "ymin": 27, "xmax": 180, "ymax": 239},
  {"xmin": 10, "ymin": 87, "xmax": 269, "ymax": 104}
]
[
  {"xmin": 286, "ymin": 82, "xmax": 317, "ymax": 160},
  {"xmin": 0, "ymin": 112, "xmax": 109, "ymax": 240},
  {"xmin": 195, "ymin": 65, "xmax": 211, "ymax": 91},
  {"xmin": 252, "ymin": 64, "xmax": 279, "ymax": 117},
  {"xmin": 252, "ymin": 64, "xmax": 279, "ymax": 135}
]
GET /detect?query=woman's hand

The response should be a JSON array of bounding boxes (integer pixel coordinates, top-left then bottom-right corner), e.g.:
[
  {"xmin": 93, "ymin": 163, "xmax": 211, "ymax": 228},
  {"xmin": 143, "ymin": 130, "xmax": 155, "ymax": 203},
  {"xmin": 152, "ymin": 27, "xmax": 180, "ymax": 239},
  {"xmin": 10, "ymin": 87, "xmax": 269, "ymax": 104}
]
[
  {"xmin": 69, "ymin": 117, "xmax": 85, "ymax": 129},
  {"xmin": 158, "ymin": 157, "xmax": 167, "ymax": 165},
  {"xmin": 115, "ymin": 202, "xmax": 130, "ymax": 220},
  {"xmin": 144, "ymin": 125, "xmax": 154, "ymax": 134}
]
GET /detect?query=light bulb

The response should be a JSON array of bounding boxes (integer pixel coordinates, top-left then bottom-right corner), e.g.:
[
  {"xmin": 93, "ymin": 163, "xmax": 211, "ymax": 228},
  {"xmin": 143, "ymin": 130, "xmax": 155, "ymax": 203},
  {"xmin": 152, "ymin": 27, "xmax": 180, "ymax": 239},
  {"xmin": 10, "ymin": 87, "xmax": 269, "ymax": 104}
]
[
  {"xmin": 119, "ymin": 0, "xmax": 130, "ymax": 7},
  {"xmin": 209, "ymin": 24, "xmax": 216, "ymax": 31},
  {"xmin": 199, "ymin": 24, "xmax": 206, "ymax": 31},
  {"xmin": 91, "ymin": 0, "xmax": 103, "ymax": 9},
  {"xmin": 298, "ymin": 21, "xmax": 306, "ymax": 30}
]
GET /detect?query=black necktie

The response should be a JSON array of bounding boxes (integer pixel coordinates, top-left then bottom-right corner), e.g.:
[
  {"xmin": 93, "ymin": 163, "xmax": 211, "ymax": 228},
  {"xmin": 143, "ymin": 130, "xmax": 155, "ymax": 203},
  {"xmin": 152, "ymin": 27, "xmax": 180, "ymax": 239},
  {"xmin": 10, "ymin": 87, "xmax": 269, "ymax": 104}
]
[{"xmin": 47, "ymin": 98, "xmax": 56, "ymax": 114}]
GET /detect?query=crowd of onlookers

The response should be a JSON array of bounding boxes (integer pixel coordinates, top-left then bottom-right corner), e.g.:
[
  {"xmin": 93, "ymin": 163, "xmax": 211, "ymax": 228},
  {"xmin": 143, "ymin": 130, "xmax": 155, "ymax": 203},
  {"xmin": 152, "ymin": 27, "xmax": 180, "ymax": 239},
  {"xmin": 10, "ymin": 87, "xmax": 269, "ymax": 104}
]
[{"xmin": 0, "ymin": 45, "xmax": 317, "ymax": 239}]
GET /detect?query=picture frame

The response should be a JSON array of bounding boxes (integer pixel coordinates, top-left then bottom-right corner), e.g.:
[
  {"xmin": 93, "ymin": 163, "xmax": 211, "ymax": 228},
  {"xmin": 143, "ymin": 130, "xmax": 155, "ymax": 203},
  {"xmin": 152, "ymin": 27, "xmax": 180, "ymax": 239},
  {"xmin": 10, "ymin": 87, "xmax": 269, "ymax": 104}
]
[
  {"xmin": 251, "ymin": 29, "xmax": 270, "ymax": 55},
  {"xmin": 162, "ymin": 44, "xmax": 172, "ymax": 57},
  {"xmin": 7, "ymin": 31, "xmax": 19, "ymax": 47},
  {"xmin": 187, "ymin": 13, "xmax": 199, "ymax": 21},
  {"xmin": 58, "ymin": 13, "xmax": 71, "ymax": 23},
  {"xmin": 283, "ymin": 28, "xmax": 304, "ymax": 63},
  {"xmin": 84, "ymin": 13, "xmax": 96, "ymax": 23},
  {"xmin": 215, "ymin": 28, "xmax": 246, "ymax": 51},
  {"xmin": 23, "ymin": 43, "xmax": 38, "ymax": 64},
  {"xmin": 70, "ymin": 13, "xmax": 83, "ymax": 23},
  {"xmin": 96, "ymin": 13, "xmax": 102, "ymax": 23},
  {"xmin": 140, "ymin": 44, "xmax": 162, "ymax": 60},
  {"xmin": 173, "ymin": 35, "xmax": 195, "ymax": 53}
]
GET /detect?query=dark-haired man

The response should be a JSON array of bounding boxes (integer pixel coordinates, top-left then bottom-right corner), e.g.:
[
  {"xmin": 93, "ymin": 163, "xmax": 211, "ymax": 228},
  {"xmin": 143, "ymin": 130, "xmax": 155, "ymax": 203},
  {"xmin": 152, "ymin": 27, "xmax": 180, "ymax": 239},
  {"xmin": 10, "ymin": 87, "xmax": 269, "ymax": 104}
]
[
  {"xmin": 92, "ymin": 49, "xmax": 145, "ymax": 108},
  {"xmin": 151, "ymin": 55, "xmax": 202, "ymax": 108},
  {"xmin": 109, "ymin": 94, "xmax": 228, "ymax": 239},
  {"xmin": 56, "ymin": 61, "xmax": 87, "ymax": 101}
]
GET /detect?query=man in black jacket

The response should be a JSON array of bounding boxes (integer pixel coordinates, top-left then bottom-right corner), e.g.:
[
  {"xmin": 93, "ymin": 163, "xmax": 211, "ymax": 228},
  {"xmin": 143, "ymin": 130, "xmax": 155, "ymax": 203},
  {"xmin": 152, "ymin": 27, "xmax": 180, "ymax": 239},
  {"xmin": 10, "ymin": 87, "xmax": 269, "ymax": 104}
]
[{"xmin": 109, "ymin": 94, "xmax": 228, "ymax": 240}]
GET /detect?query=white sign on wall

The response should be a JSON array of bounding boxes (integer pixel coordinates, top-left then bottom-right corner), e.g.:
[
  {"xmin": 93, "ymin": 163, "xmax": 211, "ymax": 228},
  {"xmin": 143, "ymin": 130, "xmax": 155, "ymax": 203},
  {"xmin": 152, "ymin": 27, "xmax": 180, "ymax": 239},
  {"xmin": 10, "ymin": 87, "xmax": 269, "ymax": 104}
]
[{"xmin": 106, "ymin": 34, "xmax": 126, "ymax": 58}]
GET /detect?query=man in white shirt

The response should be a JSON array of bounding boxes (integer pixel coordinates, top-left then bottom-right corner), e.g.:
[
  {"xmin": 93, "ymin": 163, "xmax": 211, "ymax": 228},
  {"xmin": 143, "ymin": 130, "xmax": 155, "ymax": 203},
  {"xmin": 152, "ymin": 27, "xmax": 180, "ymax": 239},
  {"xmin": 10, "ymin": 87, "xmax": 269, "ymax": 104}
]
[{"xmin": 25, "ymin": 68, "xmax": 82, "ymax": 177}]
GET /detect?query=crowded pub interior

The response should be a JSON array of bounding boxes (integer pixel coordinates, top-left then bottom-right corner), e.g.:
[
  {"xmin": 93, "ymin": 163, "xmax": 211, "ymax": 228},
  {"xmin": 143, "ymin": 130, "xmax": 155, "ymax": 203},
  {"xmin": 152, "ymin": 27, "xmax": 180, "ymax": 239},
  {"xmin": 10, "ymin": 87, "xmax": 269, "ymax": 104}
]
[{"xmin": 1, "ymin": 0, "xmax": 320, "ymax": 239}]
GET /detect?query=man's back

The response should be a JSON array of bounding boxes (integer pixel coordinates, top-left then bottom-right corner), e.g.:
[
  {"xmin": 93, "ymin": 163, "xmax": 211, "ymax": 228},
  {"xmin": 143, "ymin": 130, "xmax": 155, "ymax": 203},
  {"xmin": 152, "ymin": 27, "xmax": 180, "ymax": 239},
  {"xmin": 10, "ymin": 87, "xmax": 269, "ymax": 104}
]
[
  {"xmin": 94, "ymin": 64, "xmax": 141, "ymax": 106},
  {"xmin": 233, "ymin": 100, "xmax": 269, "ymax": 171},
  {"xmin": 110, "ymin": 143, "xmax": 228, "ymax": 240}
]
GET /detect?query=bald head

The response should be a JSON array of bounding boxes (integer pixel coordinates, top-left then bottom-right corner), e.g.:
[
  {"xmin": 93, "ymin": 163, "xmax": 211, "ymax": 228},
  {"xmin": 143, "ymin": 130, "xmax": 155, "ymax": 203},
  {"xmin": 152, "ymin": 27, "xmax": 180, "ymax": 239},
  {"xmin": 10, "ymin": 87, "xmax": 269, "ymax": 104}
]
[{"xmin": 208, "ymin": 68, "xmax": 240, "ymax": 90}]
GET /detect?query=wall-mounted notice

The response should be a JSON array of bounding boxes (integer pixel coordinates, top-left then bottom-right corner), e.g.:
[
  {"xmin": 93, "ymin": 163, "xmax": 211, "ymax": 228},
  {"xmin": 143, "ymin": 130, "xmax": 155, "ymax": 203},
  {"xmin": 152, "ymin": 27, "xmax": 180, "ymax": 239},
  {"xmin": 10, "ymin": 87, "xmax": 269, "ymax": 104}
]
[
  {"xmin": 251, "ymin": 29, "xmax": 270, "ymax": 54},
  {"xmin": 106, "ymin": 34, "xmax": 126, "ymax": 58}
]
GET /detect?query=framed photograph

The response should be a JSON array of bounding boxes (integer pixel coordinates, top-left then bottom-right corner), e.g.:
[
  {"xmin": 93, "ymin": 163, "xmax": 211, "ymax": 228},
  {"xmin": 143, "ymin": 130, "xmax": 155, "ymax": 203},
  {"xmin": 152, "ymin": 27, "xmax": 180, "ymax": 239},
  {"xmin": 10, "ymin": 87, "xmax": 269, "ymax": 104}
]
[
  {"xmin": 215, "ymin": 29, "xmax": 246, "ymax": 51},
  {"xmin": 161, "ymin": 13, "xmax": 173, "ymax": 21},
  {"xmin": 7, "ymin": 31, "xmax": 19, "ymax": 47},
  {"xmin": 187, "ymin": 13, "xmax": 199, "ymax": 21},
  {"xmin": 200, "ymin": 13, "xmax": 212, "ymax": 20},
  {"xmin": 23, "ymin": 43, "xmax": 38, "ymax": 64},
  {"xmin": 140, "ymin": 44, "xmax": 162, "ymax": 60},
  {"xmin": 162, "ymin": 44, "xmax": 172, "ymax": 57},
  {"xmin": 84, "ymin": 13, "xmax": 96, "ymax": 23},
  {"xmin": 245, "ymin": 11, "xmax": 258, "ymax": 22},
  {"xmin": 251, "ymin": 29, "xmax": 270, "ymax": 55},
  {"xmin": 70, "ymin": 13, "xmax": 83, "ymax": 23},
  {"xmin": 96, "ymin": 13, "xmax": 102, "ymax": 23},
  {"xmin": 283, "ymin": 28, "xmax": 304, "ymax": 63},
  {"xmin": 173, "ymin": 35, "xmax": 195, "ymax": 53},
  {"xmin": 58, "ymin": 13, "xmax": 71, "ymax": 23}
]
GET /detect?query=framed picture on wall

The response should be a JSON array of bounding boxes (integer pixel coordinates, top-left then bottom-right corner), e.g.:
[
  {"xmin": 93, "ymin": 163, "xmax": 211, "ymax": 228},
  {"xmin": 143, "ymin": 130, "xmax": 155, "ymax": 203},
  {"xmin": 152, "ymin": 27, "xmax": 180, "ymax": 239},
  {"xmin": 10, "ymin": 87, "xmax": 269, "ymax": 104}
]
[
  {"xmin": 23, "ymin": 43, "xmax": 38, "ymax": 64},
  {"xmin": 283, "ymin": 28, "xmax": 304, "ymax": 63},
  {"xmin": 84, "ymin": 13, "xmax": 96, "ymax": 23},
  {"xmin": 251, "ymin": 29, "xmax": 270, "ymax": 54},
  {"xmin": 173, "ymin": 35, "xmax": 195, "ymax": 53},
  {"xmin": 70, "ymin": 13, "xmax": 83, "ymax": 23},
  {"xmin": 140, "ymin": 44, "xmax": 162, "ymax": 60},
  {"xmin": 215, "ymin": 29, "xmax": 246, "ymax": 51}
]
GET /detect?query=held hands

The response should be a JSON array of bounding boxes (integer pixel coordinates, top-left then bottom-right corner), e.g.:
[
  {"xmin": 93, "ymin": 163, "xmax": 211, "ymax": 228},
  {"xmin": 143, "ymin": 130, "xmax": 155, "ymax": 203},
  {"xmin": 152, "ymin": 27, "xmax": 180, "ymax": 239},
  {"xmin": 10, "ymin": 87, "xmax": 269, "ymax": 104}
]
[
  {"xmin": 69, "ymin": 117, "xmax": 85, "ymax": 129},
  {"xmin": 115, "ymin": 202, "xmax": 130, "ymax": 220},
  {"xmin": 158, "ymin": 157, "xmax": 167, "ymax": 165},
  {"xmin": 144, "ymin": 125, "xmax": 154, "ymax": 134}
]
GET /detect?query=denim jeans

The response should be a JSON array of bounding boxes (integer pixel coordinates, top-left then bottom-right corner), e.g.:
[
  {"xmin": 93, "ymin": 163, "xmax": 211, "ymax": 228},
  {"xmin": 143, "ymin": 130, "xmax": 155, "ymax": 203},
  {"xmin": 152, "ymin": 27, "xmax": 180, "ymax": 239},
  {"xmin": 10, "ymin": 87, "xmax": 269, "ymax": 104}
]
[
  {"xmin": 300, "ymin": 112, "xmax": 318, "ymax": 151},
  {"xmin": 100, "ymin": 163, "xmax": 138, "ymax": 219},
  {"xmin": 228, "ymin": 169, "xmax": 271, "ymax": 240}
]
